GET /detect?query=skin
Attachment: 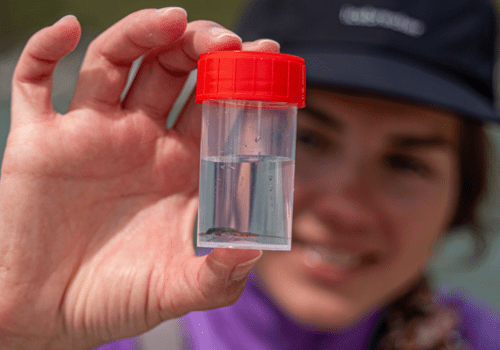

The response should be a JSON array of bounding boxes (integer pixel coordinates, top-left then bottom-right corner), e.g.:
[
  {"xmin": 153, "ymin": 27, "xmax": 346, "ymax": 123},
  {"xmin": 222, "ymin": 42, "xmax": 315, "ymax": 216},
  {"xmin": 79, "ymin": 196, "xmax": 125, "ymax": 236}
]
[
  {"xmin": 256, "ymin": 89, "xmax": 461, "ymax": 329},
  {"xmin": 0, "ymin": 9, "xmax": 276, "ymax": 350}
]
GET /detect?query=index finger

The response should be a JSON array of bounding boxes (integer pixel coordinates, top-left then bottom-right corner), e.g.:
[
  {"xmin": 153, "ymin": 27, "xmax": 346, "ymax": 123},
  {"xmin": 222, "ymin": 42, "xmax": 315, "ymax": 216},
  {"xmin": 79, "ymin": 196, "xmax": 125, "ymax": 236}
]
[
  {"xmin": 11, "ymin": 15, "xmax": 81, "ymax": 123},
  {"xmin": 69, "ymin": 7, "xmax": 188, "ymax": 110}
]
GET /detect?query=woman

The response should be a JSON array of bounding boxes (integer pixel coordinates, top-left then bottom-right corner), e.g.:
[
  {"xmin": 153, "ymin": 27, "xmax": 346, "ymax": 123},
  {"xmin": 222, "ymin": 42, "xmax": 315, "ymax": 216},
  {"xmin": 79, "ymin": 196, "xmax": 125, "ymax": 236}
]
[
  {"xmin": 0, "ymin": 1, "xmax": 498, "ymax": 350},
  {"xmin": 181, "ymin": 89, "xmax": 492, "ymax": 349},
  {"xmin": 180, "ymin": 0, "xmax": 500, "ymax": 349}
]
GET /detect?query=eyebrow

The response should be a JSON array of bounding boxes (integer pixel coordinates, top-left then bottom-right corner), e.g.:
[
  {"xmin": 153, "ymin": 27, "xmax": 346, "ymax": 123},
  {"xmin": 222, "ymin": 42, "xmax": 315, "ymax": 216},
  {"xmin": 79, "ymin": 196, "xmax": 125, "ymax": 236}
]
[
  {"xmin": 301, "ymin": 105, "xmax": 456, "ymax": 152},
  {"xmin": 389, "ymin": 134, "xmax": 456, "ymax": 151},
  {"xmin": 299, "ymin": 105, "xmax": 345, "ymax": 131}
]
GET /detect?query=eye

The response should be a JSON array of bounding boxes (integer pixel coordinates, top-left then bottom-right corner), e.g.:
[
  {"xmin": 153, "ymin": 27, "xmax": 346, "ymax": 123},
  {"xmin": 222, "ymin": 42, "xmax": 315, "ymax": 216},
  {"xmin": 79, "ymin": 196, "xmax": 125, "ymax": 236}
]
[
  {"xmin": 296, "ymin": 129, "xmax": 334, "ymax": 154},
  {"xmin": 385, "ymin": 154, "xmax": 430, "ymax": 176}
]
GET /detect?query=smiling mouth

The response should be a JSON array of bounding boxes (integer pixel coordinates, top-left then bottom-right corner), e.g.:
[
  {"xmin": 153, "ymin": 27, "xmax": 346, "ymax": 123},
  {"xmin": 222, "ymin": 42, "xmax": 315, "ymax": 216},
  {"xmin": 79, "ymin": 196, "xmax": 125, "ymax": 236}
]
[
  {"xmin": 303, "ymin": 246, "xmax": 360, "ymax": 269},
  {"xmin": 295, "ymin": 239, "xmax": 379, "ymax": 276}
]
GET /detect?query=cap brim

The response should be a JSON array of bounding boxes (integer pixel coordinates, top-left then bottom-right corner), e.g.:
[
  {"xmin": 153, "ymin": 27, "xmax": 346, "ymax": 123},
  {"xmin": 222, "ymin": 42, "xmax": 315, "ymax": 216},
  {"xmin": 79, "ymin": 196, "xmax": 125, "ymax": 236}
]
[{"xmin": 287, "ymin": 50, "xmax": 498, "ymax": 123}]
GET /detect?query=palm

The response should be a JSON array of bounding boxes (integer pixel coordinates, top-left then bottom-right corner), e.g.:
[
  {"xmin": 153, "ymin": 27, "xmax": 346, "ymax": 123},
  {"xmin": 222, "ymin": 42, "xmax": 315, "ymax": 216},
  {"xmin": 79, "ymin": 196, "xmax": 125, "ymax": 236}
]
[
  {"xmin": 3, "ymin": 86, "xmax": 201, "ymax": 344},
  {"xmin": 0, "ymin": 10, "xmax": 275, "ymax": 349}
]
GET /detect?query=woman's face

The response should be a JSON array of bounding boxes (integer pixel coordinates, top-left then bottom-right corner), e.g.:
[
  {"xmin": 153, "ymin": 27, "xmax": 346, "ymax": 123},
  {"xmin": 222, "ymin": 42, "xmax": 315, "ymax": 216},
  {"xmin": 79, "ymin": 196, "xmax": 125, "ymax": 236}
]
[{"xmin": 255, "ymin": 89, "xmax": 461, "ymax": 329}]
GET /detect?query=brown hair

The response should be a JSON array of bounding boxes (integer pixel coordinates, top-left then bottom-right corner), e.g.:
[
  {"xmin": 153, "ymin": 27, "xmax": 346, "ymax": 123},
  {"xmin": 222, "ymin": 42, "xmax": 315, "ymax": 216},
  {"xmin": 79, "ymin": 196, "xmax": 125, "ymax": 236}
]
[
  {"xmin": 377, "ymin": 276, "xmax": 468, "ymax": 349},
  {"xmin": 449, "ymin": 118, "xmax": 488, "ymax": 228},
  {"xmin": 377, "ymin": 118, "xmax": 488, "ymax": 350}
]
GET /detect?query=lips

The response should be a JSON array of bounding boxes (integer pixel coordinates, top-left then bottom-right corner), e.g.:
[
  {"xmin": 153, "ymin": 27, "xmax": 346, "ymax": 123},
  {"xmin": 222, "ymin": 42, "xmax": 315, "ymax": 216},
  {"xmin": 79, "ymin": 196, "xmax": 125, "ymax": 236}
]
[
  {"xmin": 303, "ymin": 245, "xmax": 361, "ymax": 269},
  {"xmin": 292, "ymin": 237, "xmax": 380, "ymax": 283}
]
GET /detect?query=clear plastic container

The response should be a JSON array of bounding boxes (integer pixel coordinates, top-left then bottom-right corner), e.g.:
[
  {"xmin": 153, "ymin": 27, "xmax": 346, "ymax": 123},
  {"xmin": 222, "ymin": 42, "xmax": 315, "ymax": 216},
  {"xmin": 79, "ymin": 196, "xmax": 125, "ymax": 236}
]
[{"xmin": 195, "ymin": 51, "xmax": 306, "ymax": 250}]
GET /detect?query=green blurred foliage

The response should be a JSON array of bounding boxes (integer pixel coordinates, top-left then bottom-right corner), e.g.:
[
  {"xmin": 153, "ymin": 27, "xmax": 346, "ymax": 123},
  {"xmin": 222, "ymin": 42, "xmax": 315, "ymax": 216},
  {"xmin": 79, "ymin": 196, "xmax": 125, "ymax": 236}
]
[
  {"xmin": 0, "ymin": 0, "xmax": 247, "ymax": 52},
  {"xmin": 3, "ymin": 0, "xmax": 500, "ymax": 53}
]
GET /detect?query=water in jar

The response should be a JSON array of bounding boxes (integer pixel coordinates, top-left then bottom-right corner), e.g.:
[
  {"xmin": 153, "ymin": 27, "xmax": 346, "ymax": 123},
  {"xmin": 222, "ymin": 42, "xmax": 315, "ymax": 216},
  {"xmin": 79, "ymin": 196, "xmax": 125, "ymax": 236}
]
[{"xmin": 197, "ymin": 154, "xmax": 294, "ymax": 250}]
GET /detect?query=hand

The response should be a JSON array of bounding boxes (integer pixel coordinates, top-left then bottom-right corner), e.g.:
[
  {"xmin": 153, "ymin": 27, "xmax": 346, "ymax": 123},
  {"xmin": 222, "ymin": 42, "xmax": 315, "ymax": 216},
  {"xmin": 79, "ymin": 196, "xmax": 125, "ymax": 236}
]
[{"xmin": 0, "ymin": 8, "xmax": 279, "ymax": 349}]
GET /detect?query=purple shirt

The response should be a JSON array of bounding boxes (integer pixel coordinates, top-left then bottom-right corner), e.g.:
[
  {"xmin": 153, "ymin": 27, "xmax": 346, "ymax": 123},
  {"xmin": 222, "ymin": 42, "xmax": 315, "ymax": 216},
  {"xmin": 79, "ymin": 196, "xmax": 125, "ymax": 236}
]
[
  {"xmin": 93, "ymin": 339, "xmax": 137, "ymax": 350},
  {"xmin": 182, "ymin": 273, "xmax": 500, "ymax": 349},
  {"xmin": 182, "ymin": 273, "xmax": 384, "ymax": 350},
  {"xmin": 94, "ymin": 273, "xmax": 500, "ymax": 350}
]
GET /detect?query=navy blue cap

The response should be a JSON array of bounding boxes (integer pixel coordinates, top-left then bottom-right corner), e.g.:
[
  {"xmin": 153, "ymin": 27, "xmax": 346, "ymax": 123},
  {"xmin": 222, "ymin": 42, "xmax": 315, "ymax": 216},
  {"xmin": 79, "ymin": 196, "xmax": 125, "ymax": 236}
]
[{"xmin": 236, "ymin": 0, "xmax": 499, "ymax": 123}]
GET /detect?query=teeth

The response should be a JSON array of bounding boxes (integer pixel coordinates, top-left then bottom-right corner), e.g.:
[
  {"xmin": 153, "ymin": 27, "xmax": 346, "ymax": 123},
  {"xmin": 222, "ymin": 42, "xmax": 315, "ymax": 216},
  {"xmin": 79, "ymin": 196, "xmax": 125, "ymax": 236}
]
[
  {"xmin": 303, "ymin": 248, "xmax": 323, "ymax": 267},
  {"xmin": 304, "ymin": 246, "xmax": 360, "ymax": 269}
]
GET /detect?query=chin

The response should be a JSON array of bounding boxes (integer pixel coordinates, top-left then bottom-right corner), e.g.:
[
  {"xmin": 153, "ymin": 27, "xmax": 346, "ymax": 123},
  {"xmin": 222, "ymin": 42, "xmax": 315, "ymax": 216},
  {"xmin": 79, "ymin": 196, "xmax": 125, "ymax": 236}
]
[
  {"xmin": 278, "ymin": 282, "xmax": 379, "ymax": 330},
  {"xmin": 255, "ymin": 254, "xmax": 383, "ymax": 330}
]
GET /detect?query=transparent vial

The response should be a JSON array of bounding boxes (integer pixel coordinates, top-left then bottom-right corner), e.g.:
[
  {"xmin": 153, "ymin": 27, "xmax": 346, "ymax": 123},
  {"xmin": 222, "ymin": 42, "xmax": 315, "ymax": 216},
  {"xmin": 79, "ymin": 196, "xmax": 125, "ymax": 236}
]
[
  {"xmin": 195, "ymin": 50, "xmax": 305, "ymax": 250},
  {"xmin": 197, "ymin": 100, "xmax": 297, "ymax": 250}
]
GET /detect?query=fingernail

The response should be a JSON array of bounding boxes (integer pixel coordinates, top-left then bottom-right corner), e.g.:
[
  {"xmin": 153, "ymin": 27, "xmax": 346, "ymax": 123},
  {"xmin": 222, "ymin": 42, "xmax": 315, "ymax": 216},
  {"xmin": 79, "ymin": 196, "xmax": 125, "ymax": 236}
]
[
  {"xmin": 54, "ymin": 15, "xmax": 77, "ymax": 25},
  {"xmin": 155, "ymin": 7, "xmax": 188, "ymax": 17},
  {"xmin": 230, "ymin": 251, "xmax": 263, "ymax": 281},
  {"xmin": 256, "ymin": 39, "xmax": 280, "ymax": 49},
  {"xmin": 209, "ymin": 27, "xmax": 242, "ymax": 41}
]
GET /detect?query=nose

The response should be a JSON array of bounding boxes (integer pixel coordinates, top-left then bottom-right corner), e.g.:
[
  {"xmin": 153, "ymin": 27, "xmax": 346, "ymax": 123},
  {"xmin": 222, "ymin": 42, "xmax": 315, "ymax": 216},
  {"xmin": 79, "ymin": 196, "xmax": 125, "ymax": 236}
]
[{"xmin": 310, "ymin": 158, "xmax": 379, "ymax": 236}]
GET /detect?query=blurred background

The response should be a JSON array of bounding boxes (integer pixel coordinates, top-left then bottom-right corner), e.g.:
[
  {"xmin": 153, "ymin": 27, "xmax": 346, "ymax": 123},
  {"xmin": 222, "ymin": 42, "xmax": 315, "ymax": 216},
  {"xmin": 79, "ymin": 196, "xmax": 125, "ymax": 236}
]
[
  {"xmin": 0, "ymin": 0, "xmax": 499, "ymax": 334},
  {"xmin": 0, "ymin": 0, "xmax": 248, "ymax": 129}
]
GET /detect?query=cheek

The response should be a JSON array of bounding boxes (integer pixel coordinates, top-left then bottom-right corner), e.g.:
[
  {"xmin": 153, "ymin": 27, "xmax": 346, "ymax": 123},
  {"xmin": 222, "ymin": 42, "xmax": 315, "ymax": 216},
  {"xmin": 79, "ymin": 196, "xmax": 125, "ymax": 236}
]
[
  {"xmin": 293, "ymin": 171, "xmax": 319, "ymax": 212},
  {"xmin": 293, "ymin": 177, "xmax": 308, "ymax": 208},
  {"xmin": 381, "ymin": 181, "xmax": 456, "ymax": 265},
  {"xmin": 375, "ymin": 161, "xmax": 460, "ymax": 283},
  {"xmin": 381, "ymin": 152, "xmax": 460, "ymax": 232}
]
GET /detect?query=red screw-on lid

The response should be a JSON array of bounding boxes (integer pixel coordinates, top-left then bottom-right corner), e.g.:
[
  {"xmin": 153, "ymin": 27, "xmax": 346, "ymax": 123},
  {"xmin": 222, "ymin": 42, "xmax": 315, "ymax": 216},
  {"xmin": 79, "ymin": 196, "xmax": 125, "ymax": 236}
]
[{"xmin": 196, "ymin": 51, "xmax": 306, "ymax": 108}]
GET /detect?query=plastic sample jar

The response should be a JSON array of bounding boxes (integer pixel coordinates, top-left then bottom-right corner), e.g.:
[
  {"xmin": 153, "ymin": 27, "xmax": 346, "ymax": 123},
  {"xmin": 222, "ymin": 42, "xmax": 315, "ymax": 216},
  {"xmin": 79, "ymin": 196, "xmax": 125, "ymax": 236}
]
[{"xmin": 195, "ymin": 51, "xmax": 306, "ymax": 251}]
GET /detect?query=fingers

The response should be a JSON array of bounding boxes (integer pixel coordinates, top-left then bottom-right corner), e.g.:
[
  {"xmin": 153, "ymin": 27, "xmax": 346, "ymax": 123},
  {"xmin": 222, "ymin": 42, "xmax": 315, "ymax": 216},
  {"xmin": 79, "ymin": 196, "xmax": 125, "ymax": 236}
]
[
  {"xmin": 121, "ymin": 21, "xmax": 243, "ymax": 121},
  {"xmin": 195, "ymin": 249, "xmax": 263, "ymax": 308},
  {"xmin": 171, "ymin": 38, "xmax": 281, "ymax": 140},
  {"xmin": 241, "ymin": 38, "xmax": 280, "ymax": 52},
  {"xmin": 69, "ymin": 7, "xmax": 188, "ymax": 110},
  {"xmin": 11, "ymin": 15, "xmax": 81, "ymax": 123}
]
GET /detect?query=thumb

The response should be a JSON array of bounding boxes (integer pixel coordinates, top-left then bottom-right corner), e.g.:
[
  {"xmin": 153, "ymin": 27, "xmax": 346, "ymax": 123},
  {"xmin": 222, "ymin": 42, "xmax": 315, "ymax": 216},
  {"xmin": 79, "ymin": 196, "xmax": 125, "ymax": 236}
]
[{"xmin": 197, "ymin": 248, "xmax": 263, "ymax": 308}]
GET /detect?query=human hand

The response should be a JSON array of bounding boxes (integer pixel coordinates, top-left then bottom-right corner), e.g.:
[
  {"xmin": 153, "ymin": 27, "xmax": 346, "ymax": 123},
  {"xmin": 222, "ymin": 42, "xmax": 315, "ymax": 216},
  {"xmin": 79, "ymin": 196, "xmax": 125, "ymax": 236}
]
[{"xmin": 0, "ymin": 9, "xmax": 279, "ymax": 349}]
